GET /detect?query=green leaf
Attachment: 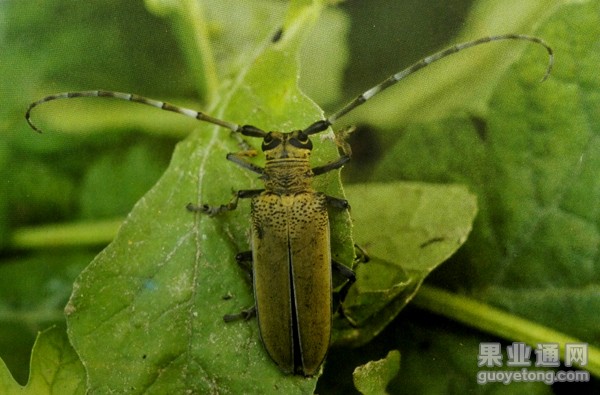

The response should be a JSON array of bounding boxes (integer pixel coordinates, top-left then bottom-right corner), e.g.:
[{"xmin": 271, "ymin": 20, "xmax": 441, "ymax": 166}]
[
  {"xmin": 0, "ymin": 327, "xmax": 86, "ymax": 395},
  {"xmin": 469, "ymin": 1, "xmax": 600, "ymax": 346},
  {"xmin": 353, "ymin": 350, "xmax": 400, "ymax": 395},
  {"xmin": 65, "ymin": 1, "xmax": 353, "ymax": 393},
  {"xmin": 0, "ymin": 253, "xmax": 91, "ymax": 384},
  {"xmin": 333, "ymin": 183, "xmax": 477, "ymax": 346},
  {"xmin": 145, "ymin": 0, "xmax": 348, "ymax": 106}
]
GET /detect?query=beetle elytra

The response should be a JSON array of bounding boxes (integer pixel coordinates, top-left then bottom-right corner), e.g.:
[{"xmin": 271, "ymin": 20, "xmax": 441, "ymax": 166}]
[{"xmin": 26, "ymin": 34, "xmax": 553, "ymax": 376}]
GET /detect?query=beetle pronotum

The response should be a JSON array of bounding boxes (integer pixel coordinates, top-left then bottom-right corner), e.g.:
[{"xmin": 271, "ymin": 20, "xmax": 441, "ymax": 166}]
[{"xmin": 26, "ymin": 34, "xmax": 553, "ymax": 376}]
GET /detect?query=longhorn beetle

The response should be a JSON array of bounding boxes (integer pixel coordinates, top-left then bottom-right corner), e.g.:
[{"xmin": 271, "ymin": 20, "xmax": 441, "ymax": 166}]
[{"xmin": 26, "ymin": 34, "xmax": 553, "ymax": 376}]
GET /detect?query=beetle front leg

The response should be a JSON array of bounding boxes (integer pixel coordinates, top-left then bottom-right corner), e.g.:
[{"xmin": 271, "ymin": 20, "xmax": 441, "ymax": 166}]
[
  {"xmin": 311, "ymin": 155, "xmax": 350, "ymax": 177},
  {"xmin": 186, "ymin": 189, "xmax": 263, "ymax": 216},
  {"xmin": 312, "ymin": 126, "xmax": 355, "ymax": 176},
  {"xmin": 226, "ymin": 151, "xmax": 264, "ymax": 175}
]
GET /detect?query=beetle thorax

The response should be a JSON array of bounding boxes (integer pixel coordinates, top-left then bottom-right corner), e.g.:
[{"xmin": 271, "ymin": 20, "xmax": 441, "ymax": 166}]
[{"xmin": 261, "ymin": 131, "xmax": 314, "ymax": 194}]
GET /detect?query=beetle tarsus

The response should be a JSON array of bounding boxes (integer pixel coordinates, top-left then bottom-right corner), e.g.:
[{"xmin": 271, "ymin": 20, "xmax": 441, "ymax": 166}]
[
  {"xmin": 354, "ymin": 244, "xmax": 370, "ymax": 264},
  {"xmin": 186, "ymin": 202, "xmax": 233, "ymax": 216},
  {"xmin": 325, "ymin": 195, "xmax": 350, "ymax": 210},
  {"xmin": 187, "ymin": 189, "xmax": 259, "ymax": 216},
  {"xmin": 223, "ymin": 306, "xmax": 256, "ymax": 322}
]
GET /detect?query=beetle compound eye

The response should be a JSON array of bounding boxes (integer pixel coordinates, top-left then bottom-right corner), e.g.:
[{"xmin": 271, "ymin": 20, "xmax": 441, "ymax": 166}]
[
  {"xmin": 262, "ymin": 133, "xmax": 280, "ymax": 151},
  {"xmin": 296, "ymin": 131, "xmax": 308, "ymax": 142},
  {"xmin": 289, "ymin": 135, "xmax": 313, "ymax": 150}
]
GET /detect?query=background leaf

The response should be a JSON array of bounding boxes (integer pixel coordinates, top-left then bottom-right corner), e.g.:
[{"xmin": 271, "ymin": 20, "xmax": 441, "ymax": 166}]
[
  {"xmin": 0, "ymin": 254, "xmax": 92, "ymax": 386},
  {"xmin": 333, "ymin": 183, "xmax": 477, "ymax": 346},
  {"xmin": 353, "ymin": 350, "xmax": 400, "ymax": 395},
  {"xmin": 0, "ymin": 327, "xmax": 85, "ymax": 395}
]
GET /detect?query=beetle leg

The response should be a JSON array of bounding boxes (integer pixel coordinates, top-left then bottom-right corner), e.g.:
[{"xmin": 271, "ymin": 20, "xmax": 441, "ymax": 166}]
[
  {"xmin": 333, "ymin": 244, "xmax": 370, "ymax": 323},
  {"xmin": 332, "ymin": 125, "xmax": 356, "ymax": 158},
  {"xmin": 186, "ymin": 189, "xmax": 264, "ymax": 216},
  {"xmin": 226, "ymin": 151, "xmax": 264, "ymax": 175},
  {"xmin": 325, "ymin": 195, "xmax": 350, "ymax": 210},
  {"xmin": 332, "ymin": 260, "xmax": 356, "ymax": 282},
  {"xmin": 235, "ymin": 251, "xmax": 253, "ymax": 280},
  {"xmin": 332, "ymin": 260, "xmax": 356, "ymax": 317},
  {"xmin": 312, "ymin": 126, "xmax": 354, "ymax": 176},
  {"xmin": 311, "ymin": 155, "xmax": 350, "ymax": 176},
  {"xmin": 223, "ymin": 305, "xmax": 256, "ymax": 322},
  {"xmin": 353, "ymin": 244, "xmax": 370, "ymax": 264},
  {"xmin": 230, "ymin": 131, "xmax": 256, "ymax": 152},
  {"xmin": 221, "ymin": 252, "xmax": 256, "ymax": 322}
]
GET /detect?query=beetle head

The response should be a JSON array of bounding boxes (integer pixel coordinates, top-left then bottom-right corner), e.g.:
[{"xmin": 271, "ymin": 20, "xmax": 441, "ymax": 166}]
[{"xmin": 261, "ymin": 131, "xmax": 313, "ymax": 160}]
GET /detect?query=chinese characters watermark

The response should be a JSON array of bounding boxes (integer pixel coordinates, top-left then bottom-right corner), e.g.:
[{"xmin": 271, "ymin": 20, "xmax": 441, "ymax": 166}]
[{"xmin": 477, "ymin": 342, "xmax": 590, "ymax": 385}]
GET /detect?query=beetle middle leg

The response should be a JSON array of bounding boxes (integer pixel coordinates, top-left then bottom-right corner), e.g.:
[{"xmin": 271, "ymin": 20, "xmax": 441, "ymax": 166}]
[
  {"xmin": 234, "ymin": 250, "xmax": 253, "ymax": 279},
  {"xmin": 186, "ymin": 189, "xmax": 263, "ymax": 216}
]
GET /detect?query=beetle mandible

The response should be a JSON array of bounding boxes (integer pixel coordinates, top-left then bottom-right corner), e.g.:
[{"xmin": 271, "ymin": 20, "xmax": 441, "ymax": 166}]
[{"xmin": 25, "ymin": 34, "xmax": 553, "ymax": 376}]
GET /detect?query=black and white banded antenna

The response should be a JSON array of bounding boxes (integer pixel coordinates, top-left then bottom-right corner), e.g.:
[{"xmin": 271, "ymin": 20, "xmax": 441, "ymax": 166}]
[
  {"xmin": 303, "ymin": 34, "xmax": 553, "ymax": 135},
  {"xmin": 25, "ymin": 91, "xmax": 244, "ymax": 134},
  {"xmin": 26, "ymin": 34, "xmax": 552, "ymax": 137}
]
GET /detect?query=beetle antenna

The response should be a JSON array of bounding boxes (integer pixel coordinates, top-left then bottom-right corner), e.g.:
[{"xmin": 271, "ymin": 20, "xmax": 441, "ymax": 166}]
[
  {"xmin": 321, "ymin": 34, "xmax": 553, "ymax": 128},
  {"xmin": 25, "ymin": 90, "xmax": 243, "ymax": 134}
]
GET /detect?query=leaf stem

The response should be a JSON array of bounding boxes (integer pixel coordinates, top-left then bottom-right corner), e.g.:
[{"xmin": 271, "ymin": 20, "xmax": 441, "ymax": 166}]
[
  {"xmin": 176, "ymin": 0, "xmax": 220, "ymax": 101},
  {"xmin": 144, "ymin": 0, "xmax": 219, "ymax": 100},
  {"xmin": 412, "ymin": 284, "xmax": 600, "ymax": 378},
  {"xmin": 11, "ymin": 219, "xmax": 121, "ymax": 249}
]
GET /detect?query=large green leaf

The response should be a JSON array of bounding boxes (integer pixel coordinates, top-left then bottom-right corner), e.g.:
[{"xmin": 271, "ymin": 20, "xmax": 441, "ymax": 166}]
[{"xmin": 65, "ymin": 1, "xmax": 353, "ymax": 393}]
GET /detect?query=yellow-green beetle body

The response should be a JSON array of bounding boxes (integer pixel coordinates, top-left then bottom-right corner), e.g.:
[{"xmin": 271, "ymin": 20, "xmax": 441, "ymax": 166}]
[
  {"xmin": 251, "ymin": 132, "xmax": 335, "ymax": 375},
  {"xmin": 198, "ymin": 128, "xmax": 353, "ymax": 376}
]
